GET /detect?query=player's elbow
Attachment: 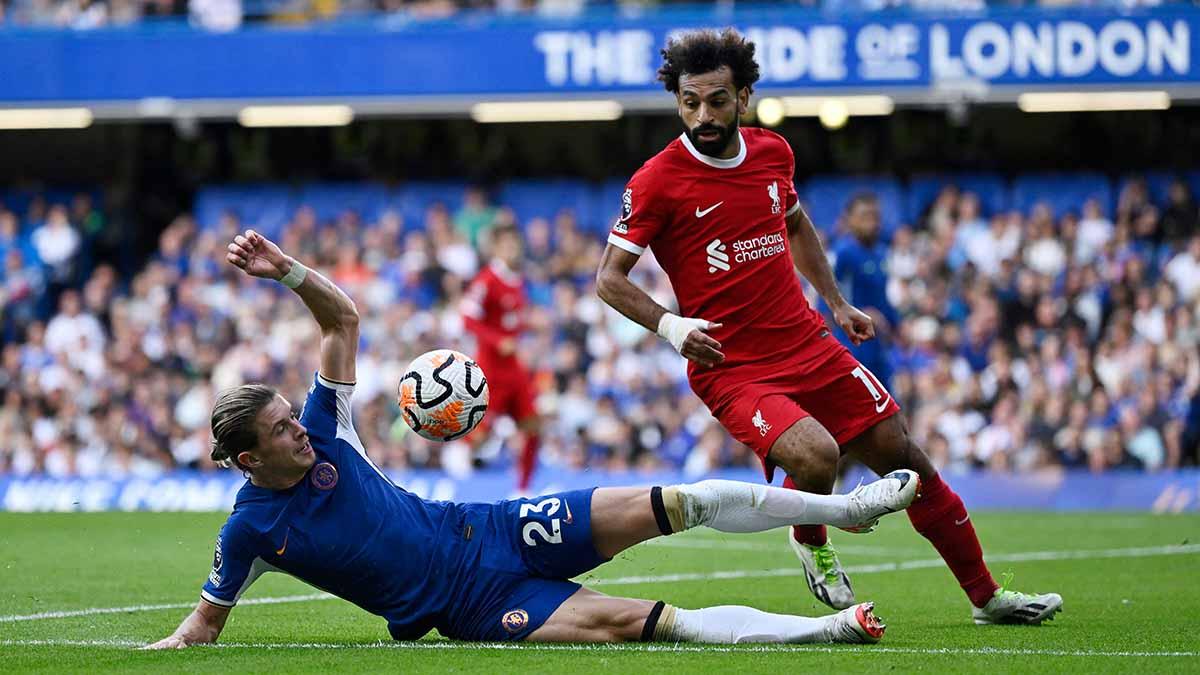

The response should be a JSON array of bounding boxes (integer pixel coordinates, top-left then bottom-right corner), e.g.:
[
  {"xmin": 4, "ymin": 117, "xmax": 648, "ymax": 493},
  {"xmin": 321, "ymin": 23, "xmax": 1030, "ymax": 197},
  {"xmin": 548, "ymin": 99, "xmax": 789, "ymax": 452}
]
[
  {"xmin": 334, "ymin": 298, "xmax": 360, "ymax": 332},
  {"xmin": 342, "ymin": 300, "xmax": 360, "ymax": 330},
  {"xmin": 320, "ymin": 301, "xmax": 359, "ymax": 338},
  {"xmin": 595, "ymin": 266, "xmax": 623, "ymax": 306}
]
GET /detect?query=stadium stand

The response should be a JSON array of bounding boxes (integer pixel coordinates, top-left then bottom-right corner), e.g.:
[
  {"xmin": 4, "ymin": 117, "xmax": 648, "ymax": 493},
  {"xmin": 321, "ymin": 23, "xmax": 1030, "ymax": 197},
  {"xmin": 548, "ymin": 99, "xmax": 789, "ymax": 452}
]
[{"xmin": 1, "ymin": 170, "xmax": 1197, "ymax": 479}]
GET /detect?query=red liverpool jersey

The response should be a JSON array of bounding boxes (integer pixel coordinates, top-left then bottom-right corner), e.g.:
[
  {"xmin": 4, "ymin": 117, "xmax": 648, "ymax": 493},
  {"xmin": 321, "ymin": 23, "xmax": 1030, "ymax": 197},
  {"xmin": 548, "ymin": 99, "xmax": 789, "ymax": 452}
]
[
  {"xmin": 608, "ymin": 127, "xmax": 840, "ymax": 387},
  {"xmin": 461, "ymin": 260, "xmax": 527, "ymax": 364}
]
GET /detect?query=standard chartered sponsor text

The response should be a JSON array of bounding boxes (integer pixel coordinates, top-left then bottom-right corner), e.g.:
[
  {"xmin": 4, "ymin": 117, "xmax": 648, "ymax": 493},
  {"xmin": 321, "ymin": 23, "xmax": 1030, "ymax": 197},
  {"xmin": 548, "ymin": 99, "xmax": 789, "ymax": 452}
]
[{"xmin": 732, "ymin": 232, "xmax": 787, "ymax": 264}]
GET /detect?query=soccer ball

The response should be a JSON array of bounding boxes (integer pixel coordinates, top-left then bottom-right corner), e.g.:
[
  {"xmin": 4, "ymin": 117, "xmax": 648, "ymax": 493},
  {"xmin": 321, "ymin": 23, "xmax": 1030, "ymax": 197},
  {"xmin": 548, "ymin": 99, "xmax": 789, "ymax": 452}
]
[{"xmin": 398, "ymin": 349, "xmax": 489, "ymax": 441}]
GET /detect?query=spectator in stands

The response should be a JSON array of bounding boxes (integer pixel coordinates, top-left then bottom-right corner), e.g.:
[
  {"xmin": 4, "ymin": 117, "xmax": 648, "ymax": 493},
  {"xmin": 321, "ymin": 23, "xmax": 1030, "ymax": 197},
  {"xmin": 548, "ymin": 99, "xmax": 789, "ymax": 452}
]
[
  {"xmin": 1023, "ymin": 206, "xmax": 1066, "ymax": 278},
  {"xmin": 31, "ymin": 204, "xmax": 80, "ymax": 285},
  {"xmin": 52, "ymin": 0, "xmax": 109, "ymax": 28},
  {"xmin": 1, "ymin": 172, "xmax": 1198, "ymax": 479},
  {"xmin": 454, "ymin": 187, "xmax": 497, "ymax": 248},
  {"xmin": 1165, "ymin": 236, "xmax": 1200, "ymax": 302},
  {"xmin": 1, "ymin": 249, "xmax": 44, "ymax": 341},
  {"xmin": 1160, "ymin": 179, "xmax": 1198, "ymax": 247},
  {"xmin": 1075, "ymin": 198, "xmax": 1113, "ymax": 265}
]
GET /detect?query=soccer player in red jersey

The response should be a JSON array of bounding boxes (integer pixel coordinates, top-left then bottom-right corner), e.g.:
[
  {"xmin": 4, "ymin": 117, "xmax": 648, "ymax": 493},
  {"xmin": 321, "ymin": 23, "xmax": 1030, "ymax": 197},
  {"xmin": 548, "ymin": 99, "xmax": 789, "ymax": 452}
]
[
  {"xmin": 596, "ymin": 29, "xmax": 1061, "ymax": 625},
  {"xmin": 462, "ymin": 224, "xmax": 542, "ymax": 490}
]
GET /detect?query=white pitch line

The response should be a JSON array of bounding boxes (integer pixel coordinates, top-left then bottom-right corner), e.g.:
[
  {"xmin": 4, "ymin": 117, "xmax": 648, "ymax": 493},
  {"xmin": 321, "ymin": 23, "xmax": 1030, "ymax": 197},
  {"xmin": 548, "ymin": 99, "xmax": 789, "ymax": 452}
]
[
  {"xmin": 590, "ymin": 543, "xmax": 1200, "ymax": 586},
  {"xmin": 0, "ymin": 639, "xmax": 1195, "ymax": 658},
  {"xmin": 643, "ymin": 539, "xmax": 919, "ymax": 556},
  {"xmin": 3, "ymin": 544, "xmax": 1198, "ymax": 624},
  {"xmin": 0, "ymin": 593, "xmax": 334, "ymax": 623}
]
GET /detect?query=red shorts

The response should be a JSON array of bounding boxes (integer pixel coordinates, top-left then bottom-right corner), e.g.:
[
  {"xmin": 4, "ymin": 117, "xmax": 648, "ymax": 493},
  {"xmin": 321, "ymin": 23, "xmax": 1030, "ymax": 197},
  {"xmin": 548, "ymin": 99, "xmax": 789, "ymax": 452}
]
[
  {"xmin": 695, "ymin": 347, "xmax": 900, "ymax": 482},
  {"xmin": 476, "ymin": 357, "xmax": 537, "ymax": 425}
]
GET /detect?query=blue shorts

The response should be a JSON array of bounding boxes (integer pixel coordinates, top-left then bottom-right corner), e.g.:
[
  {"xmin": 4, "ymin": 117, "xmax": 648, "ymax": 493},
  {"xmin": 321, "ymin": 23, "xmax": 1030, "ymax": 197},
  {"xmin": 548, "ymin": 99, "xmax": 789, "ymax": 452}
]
[{"xmin": 435, "ymin": 488, "xmax": 610, "ymax": 642}]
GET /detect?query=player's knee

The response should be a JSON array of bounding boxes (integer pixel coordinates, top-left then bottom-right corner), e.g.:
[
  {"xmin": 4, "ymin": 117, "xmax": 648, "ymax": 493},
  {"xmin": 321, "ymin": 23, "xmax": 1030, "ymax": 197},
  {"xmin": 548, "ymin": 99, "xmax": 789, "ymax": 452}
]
[
  {"xmin": 772, "ymin": 434, "xmax": 838, "ymax": 478},
  {"xmin": 810, "ymin": 436, "xmax": 840, "ymax": 473}
]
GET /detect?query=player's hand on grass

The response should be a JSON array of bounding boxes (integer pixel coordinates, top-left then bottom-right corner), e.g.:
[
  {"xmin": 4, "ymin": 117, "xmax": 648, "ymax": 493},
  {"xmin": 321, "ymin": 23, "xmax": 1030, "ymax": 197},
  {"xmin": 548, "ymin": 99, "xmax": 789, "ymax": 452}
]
[
  {"xmin": 140, "ymin": 635, "xmax": 190, "ymax": 650},
  {"xmin": 832, "ymin": 302, "xmax": 875, "ymax": 345},
  {"xmin": 657, "ymin": 313, "xmax": 725, "ymax": 368},
  {"xmin": 226, "ymin": 229, "xmax": 292, "ymax": 281}
]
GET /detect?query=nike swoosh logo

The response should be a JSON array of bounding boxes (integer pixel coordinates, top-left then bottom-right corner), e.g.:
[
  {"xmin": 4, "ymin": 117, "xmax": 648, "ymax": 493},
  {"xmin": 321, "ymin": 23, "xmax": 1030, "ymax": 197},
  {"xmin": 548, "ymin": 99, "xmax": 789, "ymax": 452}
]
[
  {"xmin": 275, "ymin": 530, "xmax": 288, "ymax": 556},
  {"xmin": 954, "ymin": 516, "xmax": 970, "ymax": 526},
  {"xmin": 563, "ymin": 500, "xmax": 574, "ymax": 525},
  {"xmin": 875, "ymin": 394, "xmax": 892, "ymax": 414},
  {"xmin": 695, "ymin": 201, "xmax": 724, "ymax": 218}
]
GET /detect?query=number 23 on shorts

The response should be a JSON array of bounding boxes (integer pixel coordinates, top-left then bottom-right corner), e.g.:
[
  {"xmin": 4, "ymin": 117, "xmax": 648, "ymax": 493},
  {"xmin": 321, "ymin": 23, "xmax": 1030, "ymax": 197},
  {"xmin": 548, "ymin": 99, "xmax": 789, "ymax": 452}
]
[{"xmin": 520, "ymin": 497, "xmax": 564, "ymax": 546}]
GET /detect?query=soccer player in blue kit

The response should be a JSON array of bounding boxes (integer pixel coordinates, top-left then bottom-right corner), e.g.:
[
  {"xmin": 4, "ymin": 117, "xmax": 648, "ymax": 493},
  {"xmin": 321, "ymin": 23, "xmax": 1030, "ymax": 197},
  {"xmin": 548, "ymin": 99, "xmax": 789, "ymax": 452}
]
[{"xmin": 145, "ymin": 230, "xmax": 921, "ymax": 649}]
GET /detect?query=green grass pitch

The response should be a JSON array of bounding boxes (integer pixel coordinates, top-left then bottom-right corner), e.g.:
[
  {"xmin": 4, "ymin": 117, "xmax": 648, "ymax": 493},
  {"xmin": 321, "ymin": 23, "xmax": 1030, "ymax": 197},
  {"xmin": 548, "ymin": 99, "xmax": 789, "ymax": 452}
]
[{"xmin": 1, "ymin": 510, "xmax": 1197, "ymax": 673}]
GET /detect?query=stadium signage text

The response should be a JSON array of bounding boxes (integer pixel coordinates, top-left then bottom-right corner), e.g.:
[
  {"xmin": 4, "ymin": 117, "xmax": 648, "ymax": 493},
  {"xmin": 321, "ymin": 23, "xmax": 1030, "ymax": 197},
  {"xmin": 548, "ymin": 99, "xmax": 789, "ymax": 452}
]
[
  {"xmin": 533, "ymin": 16, "xmax": 1192, "ymax": 90},
  {"xmin": 0, "ymin": 9, "xmax": 1195, "ymax": 103}
]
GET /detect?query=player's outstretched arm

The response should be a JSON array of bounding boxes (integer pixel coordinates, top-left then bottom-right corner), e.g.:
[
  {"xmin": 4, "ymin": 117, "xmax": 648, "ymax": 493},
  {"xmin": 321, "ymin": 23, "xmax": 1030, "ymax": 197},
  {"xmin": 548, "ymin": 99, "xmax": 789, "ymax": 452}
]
[
  {"xmin": 225, "ymin": 229, "xmax": 359, "ymax": 383},
  {"xmin": 142, "ymin": 599, "xmax": 230, "ymax": 649},
  {"xmin": 596, "ymin": 244, "xmax": 724, "ymax": 368},
  {"xmin": 784, "ymin": 206, "xmax": 875, "ymax": 346}
]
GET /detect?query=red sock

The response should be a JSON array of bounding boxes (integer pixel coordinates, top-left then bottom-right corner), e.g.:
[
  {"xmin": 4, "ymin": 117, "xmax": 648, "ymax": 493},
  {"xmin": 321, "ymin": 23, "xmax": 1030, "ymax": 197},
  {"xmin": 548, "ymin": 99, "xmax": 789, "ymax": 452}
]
[
  {"xmin": 783, "ymin": 476, "xmax": 828, "ymax": 547},
  {"xmin": 906, "ymin": 473, "xmax": 999, "ymax": 608},
  {"xmin": 517, "ymin": 434, "xmax": 539, "ymax": 491}
]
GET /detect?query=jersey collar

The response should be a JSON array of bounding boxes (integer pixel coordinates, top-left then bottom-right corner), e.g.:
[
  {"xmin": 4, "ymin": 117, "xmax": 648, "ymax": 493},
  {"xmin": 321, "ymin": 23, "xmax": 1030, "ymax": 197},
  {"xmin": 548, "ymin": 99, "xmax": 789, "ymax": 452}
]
[
  {"xmin": 489, "ymin": 259, "xmax": 522, "ymax": 286},
  {"xmin": 679, "ymin": 129, "xmax": 747, "ymax": 169}
]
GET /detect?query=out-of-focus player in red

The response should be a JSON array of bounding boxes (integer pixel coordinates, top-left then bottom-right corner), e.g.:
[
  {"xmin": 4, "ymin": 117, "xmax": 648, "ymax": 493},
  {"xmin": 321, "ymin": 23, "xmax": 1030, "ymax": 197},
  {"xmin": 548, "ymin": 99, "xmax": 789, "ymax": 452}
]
[
  {"xmin": 462, "ymin": 224, "xmax": 542, "ymax": 491},
  {"xmin": 595, "ymin": 28, "xmax": 1061, "ymax": 626}
]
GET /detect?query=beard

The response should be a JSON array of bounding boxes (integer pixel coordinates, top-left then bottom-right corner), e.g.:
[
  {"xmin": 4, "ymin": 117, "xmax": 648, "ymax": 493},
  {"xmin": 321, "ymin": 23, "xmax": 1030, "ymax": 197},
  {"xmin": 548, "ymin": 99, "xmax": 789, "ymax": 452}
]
[{"xmin": 687, "ymin": 114, "xmax": 740, "ymax": 157}]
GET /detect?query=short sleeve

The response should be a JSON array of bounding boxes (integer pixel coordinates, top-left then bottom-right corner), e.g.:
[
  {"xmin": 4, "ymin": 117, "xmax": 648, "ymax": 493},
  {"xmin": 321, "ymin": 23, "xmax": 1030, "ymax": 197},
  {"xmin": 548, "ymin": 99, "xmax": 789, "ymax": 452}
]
[
  {"xmin": 608, "ymin": 166, "xmax": 666, "ymax": 257},
  {"xmin": 299, "ymin": 372, "xmax": 355, "ymax": 441},
  {"xmin": 200, "ymin": 520, "xmax": 270, "ymax": 608},
  {"xmin": 460, "ymin": 274, "xmax": 488, "ymax": 320}
]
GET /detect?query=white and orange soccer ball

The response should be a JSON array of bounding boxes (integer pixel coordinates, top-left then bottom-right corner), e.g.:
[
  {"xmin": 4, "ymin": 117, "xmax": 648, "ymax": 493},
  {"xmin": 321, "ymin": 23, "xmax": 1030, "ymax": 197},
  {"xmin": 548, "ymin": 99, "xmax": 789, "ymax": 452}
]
[{"xmin": 398, "ymin": 349, "xmax": 489, "ymax": 442}]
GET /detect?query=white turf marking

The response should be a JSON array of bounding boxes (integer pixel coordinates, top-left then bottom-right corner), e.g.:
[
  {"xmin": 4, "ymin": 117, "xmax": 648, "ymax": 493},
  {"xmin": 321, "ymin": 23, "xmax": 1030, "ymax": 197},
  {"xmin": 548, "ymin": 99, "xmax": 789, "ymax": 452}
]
[
  {"xmin": 589, "ymin": 543, "xmax": 1200, "ymax": 587},
  {"xmin": 0, "ymin": 638, "xmax": 1195, "ymax": 658},
  {"xmin": 0, "ymin": 593, "xmax": 334, "ymax": 624},
  {"xmin": 2, "ymin": 543, "xmax": 1197, "ymax": 624},
  {"xmin": 644, "ymin": 539, "xmax": 916, "ymax": 556}
]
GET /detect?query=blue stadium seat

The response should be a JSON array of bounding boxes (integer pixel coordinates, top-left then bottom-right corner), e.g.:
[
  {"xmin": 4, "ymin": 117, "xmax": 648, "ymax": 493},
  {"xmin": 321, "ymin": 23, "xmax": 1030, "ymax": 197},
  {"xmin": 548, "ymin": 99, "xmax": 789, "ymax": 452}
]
[
  {"xmin": 1, "ymin": 187, "xmax": 103, "ymax": 225},
  {"xmin": 498, "ymin": 180, "xmax": 595, "ymax": 231},
  {"xmin": 295, "ymin": 183, "xmax": 390, "ymax": 224},
  {"xmin": 800, "ymin": 175, "xmax": 904, "ymax": 239},
  {"xmin": 387, "ymin": 181, "xmax": 467, "ymax": 229},
  {"xmin": 592, "ymin": 179, "xmax": 628, "ymax": 236},
  {"xmin": 906, "ymin": 173, "xmax": 1008, "ymax": 225},
  {"xmin": 1011, "ymin": 173, "xmax": 1112, "ymax": 219},
  {"xmin": 194, "ymin": 184, "xmax": 295, "ymax": 238},
  {"xmin": 1117, "ymin": 172, "xmax": 1179, "ymax": 209}
]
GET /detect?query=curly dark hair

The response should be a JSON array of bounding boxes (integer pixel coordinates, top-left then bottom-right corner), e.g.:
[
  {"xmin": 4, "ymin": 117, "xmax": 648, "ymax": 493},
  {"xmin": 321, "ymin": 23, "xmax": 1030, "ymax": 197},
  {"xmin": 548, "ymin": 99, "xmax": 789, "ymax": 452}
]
[{"xmin": 657, "ymin": 28, "xmax": 761, "ymax": 95}]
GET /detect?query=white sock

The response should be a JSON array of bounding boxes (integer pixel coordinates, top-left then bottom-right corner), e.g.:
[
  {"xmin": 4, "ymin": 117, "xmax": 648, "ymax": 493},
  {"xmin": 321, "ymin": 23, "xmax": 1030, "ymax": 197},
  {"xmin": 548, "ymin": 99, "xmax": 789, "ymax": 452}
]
[
  {"xmin": 667, "ymin": 605, "xmax": 831, "ymax": 644},
  {"xmin": 674, "ymin": 479, "xmax": 855, "ymax": 533}
]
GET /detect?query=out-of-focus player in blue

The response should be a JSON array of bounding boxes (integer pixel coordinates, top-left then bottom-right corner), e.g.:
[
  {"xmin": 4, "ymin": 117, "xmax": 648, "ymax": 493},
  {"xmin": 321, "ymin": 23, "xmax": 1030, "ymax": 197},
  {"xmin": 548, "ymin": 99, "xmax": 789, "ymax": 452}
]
[
  {"xmin": 829, "ymin": 194, "xmax": 899, "ymax": 393},
  {"xmin": 144, "ymin": 230, "xmax": 921, "ymax": 648}
]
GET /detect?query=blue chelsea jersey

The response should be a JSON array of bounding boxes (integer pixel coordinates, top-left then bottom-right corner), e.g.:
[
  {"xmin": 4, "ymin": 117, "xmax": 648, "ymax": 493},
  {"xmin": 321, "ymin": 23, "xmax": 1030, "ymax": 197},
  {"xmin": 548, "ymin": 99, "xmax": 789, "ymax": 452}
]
[{"xmin": 200, "ymin": 373, "xmax": 485, "ymax": 639}]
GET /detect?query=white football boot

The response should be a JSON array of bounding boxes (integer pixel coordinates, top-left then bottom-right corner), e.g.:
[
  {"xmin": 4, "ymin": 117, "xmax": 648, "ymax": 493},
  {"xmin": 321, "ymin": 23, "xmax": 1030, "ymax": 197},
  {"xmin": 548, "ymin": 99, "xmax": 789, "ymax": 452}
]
[
  {"xmin": 841, "ymin": 469, "xmax": 922, "ymax": 534},
  {"xmin": 973, "ymin": 575, "xmax": 1063, "ymax": 625},
  {"xmin": 825, "ymin": 602, "xmax": 886, "ymax": 644}
]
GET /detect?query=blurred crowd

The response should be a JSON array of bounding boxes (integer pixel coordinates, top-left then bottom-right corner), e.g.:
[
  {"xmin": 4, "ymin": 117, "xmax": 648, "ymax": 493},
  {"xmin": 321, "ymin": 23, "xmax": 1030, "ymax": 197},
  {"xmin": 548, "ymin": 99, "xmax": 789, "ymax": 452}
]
[
  {"xmin": 0, "ymin": 175, "xmax": 1198, "ymax": 480},
  {"xmin": 0, "ymin": 0, "xmax": 1183, "ymax": 31},
  {"xmin": 885, "ymin": 178, "xmax": 1199, "ymax": 474}
]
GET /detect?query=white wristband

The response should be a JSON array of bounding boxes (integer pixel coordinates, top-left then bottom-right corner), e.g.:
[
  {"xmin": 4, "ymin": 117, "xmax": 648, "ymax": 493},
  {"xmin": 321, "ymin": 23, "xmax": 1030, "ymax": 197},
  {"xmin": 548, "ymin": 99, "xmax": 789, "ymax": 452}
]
[
  {"xmin": 279, "ymin": 260, "xmax": 308, "ymax": 289},
  {"xmin": 656, "ymin": 312, "xmax": 713, "ymax": 354}
]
